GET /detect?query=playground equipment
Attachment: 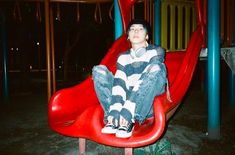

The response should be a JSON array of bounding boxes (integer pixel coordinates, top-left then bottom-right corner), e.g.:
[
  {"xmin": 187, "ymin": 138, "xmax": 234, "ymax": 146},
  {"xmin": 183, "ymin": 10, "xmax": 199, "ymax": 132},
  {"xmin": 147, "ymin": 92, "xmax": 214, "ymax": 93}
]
[{"xmin": 48, "ymin": 0, "xmax": 206, "ymax": 153}]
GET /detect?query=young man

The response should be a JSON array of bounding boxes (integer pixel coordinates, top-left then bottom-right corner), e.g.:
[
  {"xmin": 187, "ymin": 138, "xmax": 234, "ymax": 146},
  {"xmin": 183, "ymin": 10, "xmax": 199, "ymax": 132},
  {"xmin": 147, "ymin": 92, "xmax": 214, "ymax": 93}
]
[{"xmin": 92, "ymin": 19, "xmax": 169, "ymax": 138}]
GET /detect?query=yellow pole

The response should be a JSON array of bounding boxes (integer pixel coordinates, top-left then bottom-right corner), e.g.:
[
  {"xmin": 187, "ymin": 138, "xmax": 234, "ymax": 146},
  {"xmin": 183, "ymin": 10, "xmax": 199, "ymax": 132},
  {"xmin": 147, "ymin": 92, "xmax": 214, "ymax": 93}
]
[
  {"xmin": 170, "ymin": 4, "xmax": 175, "ymax": 50},
  {"xmin": 44, "ymin": 0, "xmax": 52, "ymax": 100},
  {"xmin": 185, "ymin": 7, "xmax": 190, "ymax": 47},
  {"xmin": 177, "ymin": 5, "xmax": 183, "ymax": 49},
  {"xmin": 192, "ymin": 7, "xmax": 197, "ymax": 32},
  {"xmin": 161, "ymin": 2, "xmax": 168, "ymax": 49}
]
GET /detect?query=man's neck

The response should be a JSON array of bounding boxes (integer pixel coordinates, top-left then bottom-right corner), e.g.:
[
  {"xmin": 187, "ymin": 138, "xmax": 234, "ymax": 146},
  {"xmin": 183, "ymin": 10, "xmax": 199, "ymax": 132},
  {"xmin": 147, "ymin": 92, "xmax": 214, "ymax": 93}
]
[{"xmin": 131, "ymin": 42, "xmax": 148, "ymax": 51}]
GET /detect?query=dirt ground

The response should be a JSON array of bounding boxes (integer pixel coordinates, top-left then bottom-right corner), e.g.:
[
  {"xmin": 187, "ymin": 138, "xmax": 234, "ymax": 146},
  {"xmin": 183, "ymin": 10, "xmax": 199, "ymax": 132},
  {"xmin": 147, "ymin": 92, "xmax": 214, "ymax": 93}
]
[{"xmin": 0, "ymin": 62, "xmax": 235, "ymax": 155}]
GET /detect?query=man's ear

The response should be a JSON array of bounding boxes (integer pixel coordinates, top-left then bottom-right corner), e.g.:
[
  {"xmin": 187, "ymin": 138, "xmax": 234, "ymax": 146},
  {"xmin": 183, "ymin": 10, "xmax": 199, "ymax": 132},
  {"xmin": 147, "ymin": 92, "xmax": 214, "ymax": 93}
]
[{"xmin": 146, "ymin": 35, "xmax": 149, "ymax": 40}]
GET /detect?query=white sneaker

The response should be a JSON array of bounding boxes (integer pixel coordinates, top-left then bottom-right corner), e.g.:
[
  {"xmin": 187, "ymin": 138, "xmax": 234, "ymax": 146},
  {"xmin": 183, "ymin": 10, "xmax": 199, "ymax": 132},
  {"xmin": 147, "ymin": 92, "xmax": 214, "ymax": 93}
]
[
  {"xmin": 101, "ymin": 122, "xmax": 119, "ymax": 134},
  {"xmin": 115, "ymin": 122, "xmax": 134, "ymax": 138}
]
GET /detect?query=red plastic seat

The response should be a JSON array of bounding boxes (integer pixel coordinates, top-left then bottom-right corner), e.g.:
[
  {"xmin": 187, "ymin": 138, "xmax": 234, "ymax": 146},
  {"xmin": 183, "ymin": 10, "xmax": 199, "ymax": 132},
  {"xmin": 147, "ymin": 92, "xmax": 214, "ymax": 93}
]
[{"xmin": 48, "ymin": 0, "xmax": 206, "ymax": 149}]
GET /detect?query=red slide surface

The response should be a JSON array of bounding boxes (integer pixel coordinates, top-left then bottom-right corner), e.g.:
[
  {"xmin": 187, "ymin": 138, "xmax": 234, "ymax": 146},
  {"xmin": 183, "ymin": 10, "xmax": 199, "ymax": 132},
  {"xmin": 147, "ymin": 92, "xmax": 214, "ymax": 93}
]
[{"xmin": 48, "ymin": 0, "xmax": 205, "ymax": 148}]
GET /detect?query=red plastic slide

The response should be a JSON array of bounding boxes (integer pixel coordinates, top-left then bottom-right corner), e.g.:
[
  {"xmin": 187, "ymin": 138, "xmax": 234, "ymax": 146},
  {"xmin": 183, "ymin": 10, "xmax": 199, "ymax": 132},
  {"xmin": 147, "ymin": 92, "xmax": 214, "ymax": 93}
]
[{"xmin": 48, "ymin": 0, "xmax": 206, "ymax": 148}]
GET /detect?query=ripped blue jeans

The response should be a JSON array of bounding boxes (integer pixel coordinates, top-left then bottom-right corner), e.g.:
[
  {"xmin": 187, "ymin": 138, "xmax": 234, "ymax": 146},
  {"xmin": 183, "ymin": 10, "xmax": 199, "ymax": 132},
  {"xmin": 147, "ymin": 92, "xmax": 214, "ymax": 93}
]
[{"xmin": 92, "ymin": 63, "xmax": 167, "ymax": 124}]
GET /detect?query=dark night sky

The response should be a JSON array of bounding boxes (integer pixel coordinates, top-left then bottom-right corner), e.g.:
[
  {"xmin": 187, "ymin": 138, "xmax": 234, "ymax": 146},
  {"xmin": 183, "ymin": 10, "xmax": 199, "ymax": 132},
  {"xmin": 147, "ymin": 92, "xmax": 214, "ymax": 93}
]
[{"xmin": 0, "ymin": 1, "xmax": 116, "ymax": 70}]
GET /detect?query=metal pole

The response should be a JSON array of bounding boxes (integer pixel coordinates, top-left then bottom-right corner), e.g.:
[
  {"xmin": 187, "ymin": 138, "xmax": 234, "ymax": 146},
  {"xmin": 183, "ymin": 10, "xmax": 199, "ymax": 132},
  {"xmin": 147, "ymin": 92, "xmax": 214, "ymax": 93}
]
[
  {"xmin": 50, "ymin": 7, "xmax": 56, "ymax": 93},
  {"xmin": 207, "ymin": 0, "xmax": 220, "ymax": 139},
  {"xmin": 154, "ymin": 0, "xmax": 161, "ymax": 46},
  {"xmin": 44, "ymin": 0, "xmax": 52, "ymax": 101},
  {"xmin": 114, "ymin": 0, "xmax": 123, "ymax": 40},
  {"xmin": 0, "ymin": 10, "xmax": 9, "ymax": 103}
]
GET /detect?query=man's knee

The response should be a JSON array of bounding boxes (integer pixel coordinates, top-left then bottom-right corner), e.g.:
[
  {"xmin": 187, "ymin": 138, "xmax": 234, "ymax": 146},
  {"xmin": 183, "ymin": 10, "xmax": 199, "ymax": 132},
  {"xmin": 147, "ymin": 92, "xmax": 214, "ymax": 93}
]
[
  {"xmin": 147, "ymin": 64, "xmax": 166, "ymax": 79},
  {"xmin": 148, "ymin": 64, "xmax": 161, "ymax": 73},
  {"xmin": 92, "ymin": 65, "xmax": 114, "ymax": 86},
  {"xmin": 92, "ymin": 65, "xmax": 108, "ymax": 76}
]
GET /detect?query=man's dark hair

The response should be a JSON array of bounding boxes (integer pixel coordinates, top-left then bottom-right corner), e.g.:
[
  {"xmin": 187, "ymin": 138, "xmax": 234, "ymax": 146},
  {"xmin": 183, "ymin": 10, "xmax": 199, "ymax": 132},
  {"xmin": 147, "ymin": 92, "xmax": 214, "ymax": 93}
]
[{"xmin": 127, "ymin": 19, "xmax": 151, "ymax": 35}]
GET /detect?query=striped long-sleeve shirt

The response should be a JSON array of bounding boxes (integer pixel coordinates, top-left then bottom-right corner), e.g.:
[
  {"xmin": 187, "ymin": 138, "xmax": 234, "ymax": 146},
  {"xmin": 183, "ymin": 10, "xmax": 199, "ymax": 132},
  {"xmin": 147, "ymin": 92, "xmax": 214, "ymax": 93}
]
[{"xmin": 109, "ymin": 44, "xmax": 166, "ymax": 117}]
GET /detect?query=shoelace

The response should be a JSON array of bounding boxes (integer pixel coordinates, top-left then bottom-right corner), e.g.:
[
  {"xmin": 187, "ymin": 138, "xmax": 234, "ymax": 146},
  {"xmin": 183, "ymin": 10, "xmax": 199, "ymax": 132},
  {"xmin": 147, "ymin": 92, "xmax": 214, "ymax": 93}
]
[
  {"xmin": 105, "ymin": 119, "xmax": 119, "ymax": 128},
  {"xmin": 118, "ymin": 122, "xmax": 133, "ymax": 132}
]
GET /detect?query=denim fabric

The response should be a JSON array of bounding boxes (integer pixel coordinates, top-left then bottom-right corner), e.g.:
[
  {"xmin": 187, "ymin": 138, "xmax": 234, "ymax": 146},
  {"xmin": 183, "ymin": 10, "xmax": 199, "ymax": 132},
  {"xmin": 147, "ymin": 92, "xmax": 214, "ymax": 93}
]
[
  {"xmin": 92, "ymin": 65, "xmax": 114, "ymax": 118},
  {"xmin": 130, "ymin": 62, "xmax": 166, "ymax": 123},
  {"xmin": 92, "ymin": 62, "xmax": 167, "ymax": 123}
]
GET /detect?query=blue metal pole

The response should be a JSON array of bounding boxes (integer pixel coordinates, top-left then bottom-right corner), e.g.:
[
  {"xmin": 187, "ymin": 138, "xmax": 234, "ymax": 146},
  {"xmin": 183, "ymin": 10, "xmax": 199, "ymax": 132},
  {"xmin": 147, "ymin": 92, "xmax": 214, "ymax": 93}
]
[
  {"xmin": 0, "ymin": 10, "xmax": 9, "ymax": 103},
  {"xmin": 154, "ymin": 0, "xmax": 161, "ymax": 46},
  {"xmin": 114, "ymin": 0, "xmax": 123, "ymax": 40},
  {"xmin": 207, "ymin": 0, "xmax": 220, "ymax": 139}
]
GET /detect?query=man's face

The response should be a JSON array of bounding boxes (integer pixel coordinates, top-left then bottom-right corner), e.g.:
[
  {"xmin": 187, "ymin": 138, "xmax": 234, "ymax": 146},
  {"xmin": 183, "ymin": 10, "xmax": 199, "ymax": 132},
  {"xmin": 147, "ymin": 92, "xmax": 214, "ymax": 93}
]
[{"xmin": 128, "ymin": 24, "xmax": 148, "ymax": 45}]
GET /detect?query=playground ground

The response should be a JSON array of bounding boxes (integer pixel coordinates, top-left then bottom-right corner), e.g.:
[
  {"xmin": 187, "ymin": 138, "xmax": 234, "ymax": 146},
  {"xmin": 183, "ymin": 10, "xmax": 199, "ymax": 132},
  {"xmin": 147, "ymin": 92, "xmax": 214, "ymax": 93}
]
[{"xmin": 0, "ymin": 61, "xmax": 235, "ymax": 155}]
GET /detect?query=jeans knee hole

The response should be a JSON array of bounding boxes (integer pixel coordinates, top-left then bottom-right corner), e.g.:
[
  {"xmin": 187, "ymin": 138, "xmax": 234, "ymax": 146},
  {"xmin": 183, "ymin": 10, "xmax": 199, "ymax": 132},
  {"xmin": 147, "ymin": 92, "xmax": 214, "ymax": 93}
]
[
  {"xmin": 149, "ymin": 65, "xmax": 160, "ymax": 73},
  {"xmin": 96, "ymin": 70, "xmax": 106, "ymax": 76}
]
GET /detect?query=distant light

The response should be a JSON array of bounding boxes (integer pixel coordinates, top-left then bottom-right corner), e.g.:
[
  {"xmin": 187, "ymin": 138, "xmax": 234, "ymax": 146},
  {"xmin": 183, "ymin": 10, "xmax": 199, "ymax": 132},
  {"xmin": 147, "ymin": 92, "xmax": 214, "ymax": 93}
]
[
  {"xmin": 30, "ymin": 65, "xmax": 33, "ymax": 70},
  {"xmin": 36, "ymin": 42, "xmax": 40, "ymax": 46},
  {"xmin": 10, "ymin": 47, "xmax": 14, "ymax": 51},
  {"xmin": 16, "ymin": 47, "xmax": 19, "ymax": 51},
  {"xmin": 58, "ymin": 65, "xmax": 62, "ymax": 69},
  {"xmin": 55, "ymin": 17, "xmax": 58, "ymax": 20}
]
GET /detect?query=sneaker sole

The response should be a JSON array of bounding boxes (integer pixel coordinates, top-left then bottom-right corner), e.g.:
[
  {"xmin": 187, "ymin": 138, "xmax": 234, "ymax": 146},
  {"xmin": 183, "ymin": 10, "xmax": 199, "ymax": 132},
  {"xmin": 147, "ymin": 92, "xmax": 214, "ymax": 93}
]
[
  {"xmin": 101, "ymin": 129, "xmax": 117, "ymax": 134},
  {"xmin": 115, "ymin": 127, "xmax": 134, "ymax": 138}
]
